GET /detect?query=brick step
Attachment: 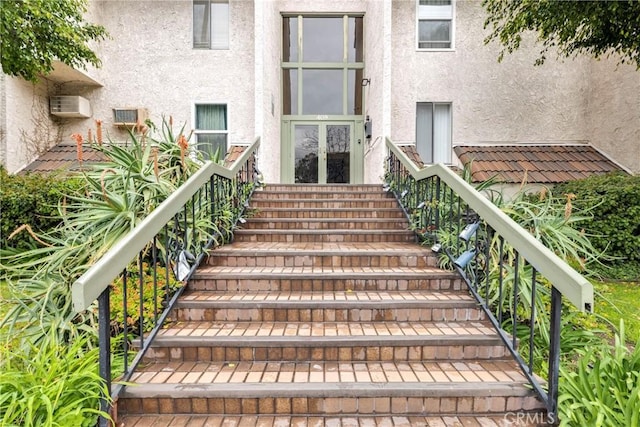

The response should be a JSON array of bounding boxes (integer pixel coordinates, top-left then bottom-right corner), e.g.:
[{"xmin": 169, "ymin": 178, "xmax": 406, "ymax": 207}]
[
  {"xmin": 240, "ymin": 218, "xmax": 409, "ymax": 230},
  {"xmin": 252, "ymin": 190, "xmax": 392, "ymax": 200},
  {"xmin": 172, "ymin": 290, "xmax": 484, "ymax": 323},
  {"xmin": 141, "ymin": 321, "xmax": 508, "ymax": 363},
  {"xmin": 119, "ymin": 414, "xmax": 548, "ymax": 427},
  {"xmin": 233, "ymin": 229, "xmax": 416, "ymax": 243},
  {"xmin": 189, "ymin": 266, "xmax": 463, "ymax": 292},
  {"xmin": 118, "ymin": 366, "xmax": 543, "ymax": 416},
  {"xmin": 205, "ymin": 242, "xmax": 437, "ymax": 268},
  {"xmin": 249, "ymin": 199, "xmax": 400, "ymax": 209},
  {"xmin": 252, "ymin": 207, "xmax": 406, "ymax": 219}
]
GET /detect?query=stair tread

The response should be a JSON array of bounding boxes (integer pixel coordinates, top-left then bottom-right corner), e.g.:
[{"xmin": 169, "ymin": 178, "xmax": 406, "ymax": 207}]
[
  {"xmin": 127, "ymin": 360, "xmax": 529, "ymax": 390},
  {"xmin": 178, "ymin": 290, "xmax": 476, "ymax": 306},
  {"xmin": 119, "ymin": 414, "xmax": 545, "ymax": 427},
  {"xmin": 154, "ymin": 320, "xmax": 496, "ymax": 341},
  {"xmin": 245, "ymin": 218, "xmax": 408, "ymax": 222},
  {"xmin": 235, "ymin": 229, "xmax": 413, "ymax": 234}
]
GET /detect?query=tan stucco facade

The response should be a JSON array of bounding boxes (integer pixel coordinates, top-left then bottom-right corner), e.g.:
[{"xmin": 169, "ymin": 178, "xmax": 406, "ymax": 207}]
[{"xmin": 1, "ymin": 0, "xmax": 638, "ymax": 179}]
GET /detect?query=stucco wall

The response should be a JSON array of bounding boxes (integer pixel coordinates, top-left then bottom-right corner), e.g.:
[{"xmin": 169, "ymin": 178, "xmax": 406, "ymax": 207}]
[
  {"xmin": 3, "ymin": 77, "xmax": 63, "ymax": 173},
  {"xmin": 83, "ymin": 0, "xmax": 255, "ymax": 146},
  {"xmin": 390, "ymin": 0, "xmax": 591, "ymax": 150},
  {"xmin": 587, "ymin": 59, "xmax": 640, "ymax": 173},
  {"xmin": 0, "ymin": 73, "xmax": 5, "ymax": 168}
]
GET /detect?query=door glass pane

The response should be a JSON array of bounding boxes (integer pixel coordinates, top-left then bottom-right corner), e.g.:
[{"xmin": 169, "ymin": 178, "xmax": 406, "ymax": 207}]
[
  {"xmin": 347, "ymin": 17, "xmax": 363, "ymax": 62},
  {"xmin": 303, "ymin": 17, "xmax": 343, "ymax": 62},
  {"xmin": 295, "ymin": 125, "xmax": 319, "ymax": 183},
  {"xmin": 326, "ymin": 125, "xmax": 350, "ymax": 184},
  {"xmin": 283, "ymin": 69, "xmax": 298, "ymax": 115},
  {"xmin": 302, "ymin": 69, "xmax": 343, "ymax": 115},
  {"xmin": 283, "ymin": 17, "xmax": 298, "ymax": 62}
]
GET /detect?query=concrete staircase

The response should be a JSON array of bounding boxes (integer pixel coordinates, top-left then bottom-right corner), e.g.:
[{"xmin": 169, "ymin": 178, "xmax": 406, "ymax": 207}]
[{"xmin": 118, "ymin": 184, "xmax": 545, "ymax": 426}]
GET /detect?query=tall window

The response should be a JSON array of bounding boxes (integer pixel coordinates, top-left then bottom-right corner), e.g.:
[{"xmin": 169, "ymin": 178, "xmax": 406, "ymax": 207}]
[
  {"xmin": 416, "ymin": 102, "xmax": 452, "ymax": 164},
  {"xmin": 417, "ymin": 0, "xmax": 454, "ymax": 49},
  {"xmin": 194, "ymin": 104, "xmax": 227, "ymax": 158},
  {"xmin": 193, "ymin": 0, "xmax": 229, "ymax": 49}
]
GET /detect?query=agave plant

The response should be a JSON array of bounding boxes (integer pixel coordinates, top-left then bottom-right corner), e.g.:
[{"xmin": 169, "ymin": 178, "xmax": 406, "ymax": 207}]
[{"xmin": 0, "ymin": 118, "xmax": 222, "ymax": 348}]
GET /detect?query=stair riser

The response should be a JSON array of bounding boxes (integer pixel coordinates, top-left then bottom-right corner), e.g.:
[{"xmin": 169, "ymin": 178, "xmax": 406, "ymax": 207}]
[
  {"xmin": 172, "ymin": 306, "xmax": 485, "ymax": 323},
  {"xmin": 188, "ymin": 277, "xmax": 463, "ymax": 292},
  {"xmin": 253, "ymin": 210, "xmax": 406, "ymax": 219},
  {"xmin": 143, "ymin": 343, "xmax": 508, "ymax": 363},
  {"xmin": 233, "ymin": 233, "xmax": 415, "ymax": 243},
  {"xmin": 252, "ymin": 193, "xmax": 392, "ymax": 200},
  {"xmin": 205, "ymin": 254, "xmax": 437, "ymax": 268},
  {"xmin": 250, "ymin": 201, "xmax": 400, "ymax": 209},
  {"xmin": 118, "ymin": 394, "xmax": 543, "ymax": 417},
  {"xmin": 241, "ymin": 221, "xmax": 409, "ymax": 230}
]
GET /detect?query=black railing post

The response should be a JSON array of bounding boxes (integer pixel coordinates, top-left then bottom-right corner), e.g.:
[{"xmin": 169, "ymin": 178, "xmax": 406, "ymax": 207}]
[
  {"xmin": 98, "ymin": 287, "xmax": 111, "ymax": 427},
  {"xmin": 548, "ymin": 286, "xmax": 562, "ymax": 419}
]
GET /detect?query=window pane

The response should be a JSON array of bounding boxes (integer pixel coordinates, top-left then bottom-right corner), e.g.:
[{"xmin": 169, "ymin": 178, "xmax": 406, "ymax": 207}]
[
  {"xmin": 347, "ymin": 69, "xmax": 363, "ymax": 115},
  {"xmin": 302, "ymin": 69, "xmax": 343, "ymax": 115},
  {"xmin": 283, "ymin": 69, "xmax": 298, "ymax": 115},
  {"xmin": 433, "ymin": 103, "xmax": 451, "ymax": 163},
  {"xmin": 303, "ymin": 17, "xmax": 343, "ymax": 62},
  {"xmin": 196, "ymin": 133, "xmax": 227, "ymax": 160},
  {"xmin": 193, "ymin": 1, "xmax": 210, "ymax": 48},
  {"xmin": 416, "ymin": 103, "xmax": 434, "ymax": 164},
  {"xmin": 210, "ymin": 2, "xmax": 229, "ymax": 49},
  {"xmin": 196, "ymin": 104, "xmax": 227, "ymax": 130},
  {"xmin": 347, "ymin": 17, "xmax": 363, "ymax": 63},
  {"xmin": 418, "ymin": 20, "xmax": 451, "ymax": 48},
  {"xmin": 283, "ymin": 17, "xmax": 298, "ymax": 62}
]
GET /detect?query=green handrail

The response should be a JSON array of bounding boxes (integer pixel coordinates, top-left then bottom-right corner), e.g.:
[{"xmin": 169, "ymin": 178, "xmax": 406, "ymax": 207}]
[
  {"xmin": 71, "ymin": 137, "xmax": 260, "ymax": 312},
  {"xmin": 386, "ymin": 138, "xmax": 593, "ymax": 312}
]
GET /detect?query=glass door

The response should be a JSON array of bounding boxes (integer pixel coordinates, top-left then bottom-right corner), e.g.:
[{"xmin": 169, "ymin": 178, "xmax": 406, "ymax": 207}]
[{"xmin": 294, "ymin": 122, "xmax": 354, "ymax": 184}]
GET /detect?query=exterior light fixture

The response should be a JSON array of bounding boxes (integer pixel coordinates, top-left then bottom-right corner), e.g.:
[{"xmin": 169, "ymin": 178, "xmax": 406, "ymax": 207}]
[
  {"xmin": 361, "ymin": 78, "xmax": 371, "ymax": 86},
  {"xmin": 454, "ymin": 249, "xmax": 476, "ymax": 269},
  {"xmin": 459, "ymin": 222, "xmax": 480, "ymax": 242},
  {"xmin": 430, "ymin": 243, "xmax": 442, "ymax": 253}
]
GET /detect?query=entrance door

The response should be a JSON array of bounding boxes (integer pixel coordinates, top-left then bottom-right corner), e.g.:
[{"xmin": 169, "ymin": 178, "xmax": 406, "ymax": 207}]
[
  {"xmin": 294, "ymin": 122, "xmax": 354, "ymax": 184},
  {"xmin": 282, "ymin": 15, "xmax": 365, "ymax": 184}
]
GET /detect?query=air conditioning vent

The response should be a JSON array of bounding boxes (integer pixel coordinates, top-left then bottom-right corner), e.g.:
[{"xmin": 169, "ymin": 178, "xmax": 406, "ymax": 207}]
[
  {"xmin": 113, "ymin": 108, "xmax": 148, "ymax": 126},
  {"xmin": 49, "ymin": 96, "xmax": 92, "ymax": 118}
]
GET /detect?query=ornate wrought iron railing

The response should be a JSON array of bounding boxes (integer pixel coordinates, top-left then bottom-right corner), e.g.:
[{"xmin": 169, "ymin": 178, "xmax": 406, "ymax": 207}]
[
  {"xmin": 385, "ymin": 138, "xmax": 593, "ymax": 421},
  {"xmin": 71, "ymin": 138, "xmax": 260, "ymax": 426}
]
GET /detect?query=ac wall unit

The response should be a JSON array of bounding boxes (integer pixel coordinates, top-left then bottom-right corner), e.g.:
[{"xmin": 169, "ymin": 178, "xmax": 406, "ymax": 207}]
[
  {"xmin": 113, "ymin": 108, "xmax": 149, "ymax": 127},
  {"xmin": 49, "ymin": 96, "xmax": 92, "ymax": 118}
]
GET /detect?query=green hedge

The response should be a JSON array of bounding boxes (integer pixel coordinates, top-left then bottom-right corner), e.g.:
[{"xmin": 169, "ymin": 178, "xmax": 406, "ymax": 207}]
[
  {"xmin": 554, "ymin": 172, "xmax": 640, "ymax": 279},
  {"xmin": 0, "ymin": 167, "xmax": 84, "ymax": 251}
]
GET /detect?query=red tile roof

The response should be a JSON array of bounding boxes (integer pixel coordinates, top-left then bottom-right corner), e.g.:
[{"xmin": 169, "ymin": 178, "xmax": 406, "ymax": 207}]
[
  {"xmin": 21, "ymin": 144, "xmax": 247, "ymax": 174},
  {"xmin": 453, "ymin": 144, "xmax": 628, "ymax": 184}
]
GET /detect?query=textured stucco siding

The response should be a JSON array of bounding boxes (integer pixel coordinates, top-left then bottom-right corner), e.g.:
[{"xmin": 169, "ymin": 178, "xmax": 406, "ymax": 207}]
[
  {"xmin": 362, "ymin": 0, "xmax": 391, "ymax": 183},
  {"xmin": 587, "ymin": 59, "xmax": 640, "ymax": 173},
  {"xmin": 3, "ymin": 77, "xmax": 62, "ymax": 173},
  {"xmin": 390, "ymin": 0, "xmax": 591, "ymax": 151},
  {"xmin": 85, "ymin": 0, "xmax": 255, "ymax": 146}
]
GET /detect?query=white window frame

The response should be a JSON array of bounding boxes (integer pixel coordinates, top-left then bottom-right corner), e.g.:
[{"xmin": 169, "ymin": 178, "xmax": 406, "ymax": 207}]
[
  {"xmin": 193, "ymin": 0, "xmax": 230, "ymax": 50},
  {"xmin": 193, "ymin": 103, "xmax": 229, "ymax": 157},
  {"xmin": 416, "ymin": 102, "xmax": 452, "ymax": 164},
  {"xmin": 416, "ymin": 0, "xmax": 455, "ymax": 51}
]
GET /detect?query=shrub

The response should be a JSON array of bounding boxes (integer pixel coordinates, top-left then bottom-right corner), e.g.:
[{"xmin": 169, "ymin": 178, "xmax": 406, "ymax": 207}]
[
  {"xmin": 0, "ymin": 333, "xmax": 111, "ymax": 427},
  {"xmin": 554, "ymin": 173, "xmax": 640, "ymax": 279},
  {"xmin": 558, "ymin": 322, "xmax": 640, "ymax": 426},
  {"xmin": 0, "ymin": 168, "xmax": 84, "ymax": 251}
]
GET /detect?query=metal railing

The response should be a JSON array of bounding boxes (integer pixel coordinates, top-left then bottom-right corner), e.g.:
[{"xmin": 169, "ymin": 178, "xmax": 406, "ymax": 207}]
[
  {"xmin": 385, "ymin": 138, "xmax": 593, "ymax": 420},
  {"xmin": 71, "ymin": 138, "xmax": 260, "ymax": 426}
]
